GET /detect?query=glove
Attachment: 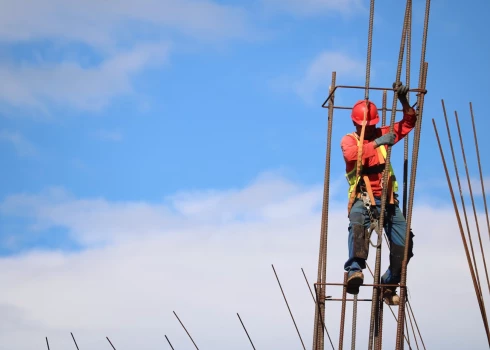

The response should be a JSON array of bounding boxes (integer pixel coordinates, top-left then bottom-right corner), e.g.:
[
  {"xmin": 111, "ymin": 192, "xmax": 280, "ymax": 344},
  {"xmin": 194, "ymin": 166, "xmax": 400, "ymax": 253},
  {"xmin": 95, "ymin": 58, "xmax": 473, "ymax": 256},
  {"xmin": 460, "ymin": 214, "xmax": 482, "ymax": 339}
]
[
  {"xmin": 374, "ymin": 132, "xmax": 396, "ymax": 147},
  {"xmin": 393, "ymin": 82, "xmax": 409, "ymax": 101}
]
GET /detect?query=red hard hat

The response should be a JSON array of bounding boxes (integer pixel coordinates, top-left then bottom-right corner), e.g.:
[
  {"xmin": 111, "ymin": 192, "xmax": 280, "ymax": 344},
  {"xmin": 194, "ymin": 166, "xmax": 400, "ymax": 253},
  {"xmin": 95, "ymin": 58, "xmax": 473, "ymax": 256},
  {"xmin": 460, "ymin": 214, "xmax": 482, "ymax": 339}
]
[{"xmin": 351, "ymin": 100, "xmax": 379, "ymax": 126}]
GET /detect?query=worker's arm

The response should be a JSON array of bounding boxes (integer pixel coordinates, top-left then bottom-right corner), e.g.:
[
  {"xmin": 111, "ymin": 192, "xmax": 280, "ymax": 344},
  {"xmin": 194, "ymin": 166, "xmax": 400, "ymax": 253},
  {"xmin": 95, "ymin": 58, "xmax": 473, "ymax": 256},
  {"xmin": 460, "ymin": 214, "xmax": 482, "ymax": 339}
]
[
  {"xmin": 341, "ymin": 134, "xmax": 378, "ymax": 165},
  {"xmin": 378, "ymin": 84, "xmax": 418, "ymax": 144}
]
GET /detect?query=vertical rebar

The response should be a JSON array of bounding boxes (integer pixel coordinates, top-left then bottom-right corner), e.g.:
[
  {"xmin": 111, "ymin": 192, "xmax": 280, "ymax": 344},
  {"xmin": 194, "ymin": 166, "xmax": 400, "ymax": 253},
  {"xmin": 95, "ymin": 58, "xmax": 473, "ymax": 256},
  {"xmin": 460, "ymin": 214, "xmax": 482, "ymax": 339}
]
[
  {"xmin": 46, "ymin": 337, "xmax": 50, "ymax": 350},
  {"xmin": 406, "ymin": 301, "xmax": 419, "ymax": 350},
  {"xmin": 441, "ymin": 100, "xmax": 483, "ymax": 297},
  {"xmin": 351, "ymin": 295, "xmax": 358, "ymax": 350},
  {"xmin": 432, "ymin": 118, "xmax": 490, "ymax": 346},
  {"xmin": 365, "ymin": 0, "xmax": 375, "ymax": 100},
  {"xmin": 71, "ymin": 332, "xmax": 80, "ymax": 350},
  {"xmin": 469, "ymin": 102, "xmax": 490, "ymax": 241},
  {"xmin": 407, "ymin": 298, "xmax": 426, "ymax": 350},
  {"xmin": 302, "ymin": 268, "xmax": 335, "ymax": 350},
  {"xmin": 338, "ymin": 273, "xmax": 348, "ymax": 350},
  {"xmin": 403, "ymin": 0, "xmax": 412, "ymax": 218},
  {"xmin": 370, "ymin": 2, "xmax": 411, "ymax": 349},
  {"xmin": 454, "ymin": 111, "xmax": 490, "ymax": 295},
  {"xmin": 313, "ymin": 71, "xmax": 336, "ymax": 350},
  {"xmin": 382, "ymin": 90, "xmax": 387, "ymax": 127},
  {"xmin": 395, "ymin": 60, "xmax": 428, "ymax": 350},
  {"xmin": 165, "ymin": 335, "xmax": 176, "ymax": 350},
  {"xmin": 375, "ymin": 292, "xmax": 385, "ymax": 350},
  {"xmin": 173, "ymin": 311, "xmax": 200, "ymax": 350},
  {"xmin": 272, "ymin": 264, "xmax": 306, "ymax": 350}
]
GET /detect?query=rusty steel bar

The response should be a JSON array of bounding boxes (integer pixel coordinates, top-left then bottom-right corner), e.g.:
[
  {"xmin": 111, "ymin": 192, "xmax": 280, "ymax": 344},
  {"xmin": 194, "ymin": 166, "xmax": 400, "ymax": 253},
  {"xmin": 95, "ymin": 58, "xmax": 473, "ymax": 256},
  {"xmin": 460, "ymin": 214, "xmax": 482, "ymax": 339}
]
[
  {"xmin": 313, "ymin": 71, "xmax": 336, "ymax": 350},
  {"xmin": 364, "ymin": 0, "xmax": 375, "ymax": 100},
  {"xmin": 406, "ymin": 301, "xmax": 419, "ymax": 350},
  {"xmin": 432, "ymin": 118, "xmax": 490, "ymax": 346},
  {"xmin": 338, "ymin": 273, "xmax": 348, "ymax": 350},
  {"xmin": 469, "ymin": 102, "xmax": 490, "ymax": 241},
  {"xmin": 106, "ymin": 337, "xmax": 117, "ymax": 350},
  {"xmin": 71, "ymin": 332, "xmax": 80, "ymax": 350},
  {"xmin": 395, "ymin": 59, "xmax": 428, "ymax": 350},
  {"xmin": 46, "ymin": 337, "xmax": 50, "ymax": 350},
  {"xmin": 376, "ymin": 296, "xmax": 385, "ymax": 350},
  {"xmin": 382, "ymin": 90, "xmax": 387, "ymax": 126},
  {"xmin": 402, "ymin": 0, "xmax": 412, "ymax": 218},
  {"xmin": 316, "ymin": 282, "xmax": 400, "ymax": 288},
  {"xmin": 302, "ymin": 269, "xmax": 335, "ymax": 350},
  {"xmin": 370, "ymin": 2, "xmax": 411, "ymax": 348},
  {"xmin": 334, "ymin": 106, "xmax": 404, "ymax": 112},
  {"xmin": 272, "ymin": 265, "xmax": 306, "ymax": 350},
  {"xmin": 407, "ymin": 298, "xmax": 426, "ymax": 350},
  {"xmin": 441, "ymin": 100, "xmax": 483, "ymax": 296},
  {"xmin": 237, "ymin": 313, "xmax": 257, "ymax": 350},
  {"xmin": 366, "ymin": 262, "xmax": 413, "ymax": 348},
  {"xmin": 322, "ymin": 86, "xmax": 426, "ymax": 108},
  {"xmin": 165, "ymin": 335, "xmax": 176, "ymax": 350},
  {"xmin": 173, "ymin": 311, "xmax": 200, "ymax": 350},
  {"xmin": 325, "ymin": 298, "xmax": 372, "ymax": 302},
  {"xmin": 454, "ymin": 110, "xmax": 490, "ymax": 295},
  {"xmin": 351, "ymin": 295, "xmax": 358, "ymax": 350}
]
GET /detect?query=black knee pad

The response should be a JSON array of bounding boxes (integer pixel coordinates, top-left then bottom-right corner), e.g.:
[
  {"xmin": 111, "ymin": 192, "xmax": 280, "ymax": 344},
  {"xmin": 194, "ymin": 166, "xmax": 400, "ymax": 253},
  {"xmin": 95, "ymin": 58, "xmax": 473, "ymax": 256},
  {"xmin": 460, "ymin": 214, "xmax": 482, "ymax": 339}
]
[
  {"xmin": 351, "ymin": 211, "xmax": 369, "ymax": 260},
  {"xmin": 389, "ymin": 243, "xmax": 405, "ymax": 277}
]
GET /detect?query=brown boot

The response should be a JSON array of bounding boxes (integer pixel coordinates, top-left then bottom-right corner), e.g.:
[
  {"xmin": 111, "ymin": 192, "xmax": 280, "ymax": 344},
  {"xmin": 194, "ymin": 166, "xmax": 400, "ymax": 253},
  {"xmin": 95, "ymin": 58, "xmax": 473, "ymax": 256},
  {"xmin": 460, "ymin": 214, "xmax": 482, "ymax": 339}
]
[
  {"xmin": 383, "ymin": 288, "xmax": 400, "ymax": 305},
  {"xmin": 346, "ymin": 271, "xmax": 364, "ymax": 295}
]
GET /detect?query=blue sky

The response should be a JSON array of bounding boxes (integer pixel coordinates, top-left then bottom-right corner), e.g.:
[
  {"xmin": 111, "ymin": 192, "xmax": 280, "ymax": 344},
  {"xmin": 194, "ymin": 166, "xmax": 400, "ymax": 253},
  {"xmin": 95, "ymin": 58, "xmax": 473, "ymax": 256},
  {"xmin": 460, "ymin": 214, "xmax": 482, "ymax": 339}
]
[{"xmin": 1, "ymin": 0, "xmax": 490, "ymax": 349}]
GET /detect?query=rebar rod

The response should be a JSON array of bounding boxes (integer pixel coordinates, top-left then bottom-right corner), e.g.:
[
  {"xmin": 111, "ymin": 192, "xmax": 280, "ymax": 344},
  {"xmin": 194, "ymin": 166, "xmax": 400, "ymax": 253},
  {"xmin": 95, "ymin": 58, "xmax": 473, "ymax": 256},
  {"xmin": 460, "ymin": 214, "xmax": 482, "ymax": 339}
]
[
  {"xmin": 173, "ymin": 311, "xmax": 200, "ymax": 350},
  {"xmin": 237, "ymin": 313, "xmax": 257, "ymax": 350},
  {"xmin": 382, "ymin": 90, "xmax": 387, "ymax": 126},
  {"xmin": 370, "ymin": 2, "xmax": 411, "ymax": 349},
  {"xmin": 454, "ymin": 110, "xmax": 490, "ymax": 295},
  {"xmin": 432, "ymin": 118, "xmax": 490, "ymax": 346},
  {"xmin": 338, "ymin": 273, "xmax": 348, "ymax": 350},
  {"xmin": 351, "ymin": 295, "xmax": 358, "ymax": 350},
  {"xmin": 469, "ymin": 102, "xmax": 490, "ymax": 241},
  {"xmin": 165, "ymin": 335, "xmax": 176, "ymax": 350},
  {"xmin": 302, "ymin": 268, "xmax": 335, "ymax": 350},
  {"xmin": 403, "ymin": 0, "xmax": 412, "ymax": 218},
  {"xmin": 46, "ymin": 337, "xmax": 50, "ymax": 350},
  {"xmin": 106, "ymin": 337, "xmax": 117, "ymax": 350},
  {"xmin": 272, "ymin": 265, "xmax": 306, "ymax": 350},
  {"xmin": 71, "ymin": 332, "xmax": 80, "ymax": 350},
  {"xmin": 395, "ymin": 60, "xmax": 428, "ymax": 350},
  {"xmin": 406, "ymin": 298, "xmax": 426, "ymax": 350},
  {"xmin": 406, "ymin": 300, "xmax": 419, "ymax": 350},
  {"xmin": 441, "ymin": 100, "xmax": 483, "ymax": 297},
  {"xmin": 313, "ymin": 71, "xmax": 336, "ymax": 350}
]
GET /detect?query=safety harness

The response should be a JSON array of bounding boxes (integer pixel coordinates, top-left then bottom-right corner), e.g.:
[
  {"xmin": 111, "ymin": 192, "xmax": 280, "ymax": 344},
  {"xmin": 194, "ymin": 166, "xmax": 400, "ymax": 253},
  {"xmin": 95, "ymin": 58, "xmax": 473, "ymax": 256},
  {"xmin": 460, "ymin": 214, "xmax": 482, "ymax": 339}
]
[{"xmin": 345, "ymin": 132, "xmax": 399, "ymax": 248}]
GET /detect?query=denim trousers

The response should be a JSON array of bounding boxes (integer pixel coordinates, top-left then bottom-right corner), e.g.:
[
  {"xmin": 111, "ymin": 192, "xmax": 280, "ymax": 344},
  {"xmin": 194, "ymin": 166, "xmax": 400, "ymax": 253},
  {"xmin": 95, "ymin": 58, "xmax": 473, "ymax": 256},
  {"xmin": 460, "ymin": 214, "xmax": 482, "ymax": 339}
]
[{"xmin": 344, "ymin": 196, "xmax": 414, "ymax": 285}]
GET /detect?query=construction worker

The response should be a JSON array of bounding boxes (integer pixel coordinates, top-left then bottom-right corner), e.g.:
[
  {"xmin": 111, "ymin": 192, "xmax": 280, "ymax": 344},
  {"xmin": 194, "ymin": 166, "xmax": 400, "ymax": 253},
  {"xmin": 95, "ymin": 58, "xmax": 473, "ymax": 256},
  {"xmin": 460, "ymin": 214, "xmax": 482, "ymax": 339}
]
[{"xmin": 341, "ymin": 83, "xmax": 416, "ymax": 305}]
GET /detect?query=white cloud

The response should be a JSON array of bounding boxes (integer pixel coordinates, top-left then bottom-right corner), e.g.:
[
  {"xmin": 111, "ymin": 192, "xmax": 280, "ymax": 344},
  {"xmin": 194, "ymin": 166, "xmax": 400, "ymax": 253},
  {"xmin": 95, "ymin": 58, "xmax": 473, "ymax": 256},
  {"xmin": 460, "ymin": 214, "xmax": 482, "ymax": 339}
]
[
  {"xmin": 295, "ymin": 51, "xmax": 366, "ymax": 104},
  {"xmin": 0, "ymin": 43, "xmax": 170, "ymax": 111},
  {"xmin": 262, "ymin": 0, "xmax": 365, "ymax": 16},
  {"xmin": 0, "ymin": 0, "xmax": 250, "ymax": 47},
  {"xmin": 0, "ymin": 130, "xmax": 37, "ymax": 156},
  {"xmin": 0, "ymin": 173, "xmax": 489, "ymax": 349}
]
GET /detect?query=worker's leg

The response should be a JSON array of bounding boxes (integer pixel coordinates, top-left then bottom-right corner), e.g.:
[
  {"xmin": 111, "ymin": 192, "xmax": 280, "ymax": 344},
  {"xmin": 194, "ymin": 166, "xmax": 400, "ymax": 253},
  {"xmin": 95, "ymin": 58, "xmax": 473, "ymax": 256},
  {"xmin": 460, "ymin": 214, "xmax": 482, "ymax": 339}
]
[
  {"xmin": 380, "ymin": 200, "xmax": 414, "ymax": 285},
  {"xmin": 344, "ymin": 199, "xmax": 371, "ymax": 275}
]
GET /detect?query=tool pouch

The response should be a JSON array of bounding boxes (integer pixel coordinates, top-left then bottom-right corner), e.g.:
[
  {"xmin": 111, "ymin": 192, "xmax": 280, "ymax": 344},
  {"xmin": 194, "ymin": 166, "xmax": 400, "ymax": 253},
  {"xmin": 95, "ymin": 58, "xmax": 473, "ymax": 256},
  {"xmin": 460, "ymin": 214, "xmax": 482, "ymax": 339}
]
[{"xmin": 350, "ymin": 211, "xmax": 369, "ymax": 260}]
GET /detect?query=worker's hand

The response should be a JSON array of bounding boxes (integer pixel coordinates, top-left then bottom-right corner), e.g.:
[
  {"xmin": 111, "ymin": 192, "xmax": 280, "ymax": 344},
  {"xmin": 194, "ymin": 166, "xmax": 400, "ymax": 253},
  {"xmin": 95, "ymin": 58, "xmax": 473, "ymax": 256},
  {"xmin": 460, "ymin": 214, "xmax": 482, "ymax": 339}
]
[
  {"xmin": 393, "ymin": 82, "xmax": 410, "ymax": 109},
  {"xmin": 374, "ymin": 132, "xmax": 396, "ymax": 148}
]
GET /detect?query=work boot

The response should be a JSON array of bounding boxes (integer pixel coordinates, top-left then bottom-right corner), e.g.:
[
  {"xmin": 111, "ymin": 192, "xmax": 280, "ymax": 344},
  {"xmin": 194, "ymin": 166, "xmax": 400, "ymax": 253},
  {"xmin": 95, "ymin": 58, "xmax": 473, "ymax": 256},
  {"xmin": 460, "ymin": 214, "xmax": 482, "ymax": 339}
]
[
  {"xmin": 346, "ymin": 271, "xmax": 364, "ymax": 295},
  {"xmin": 383, "ymin": 288, "xmax": 400, "ymax": 306}
]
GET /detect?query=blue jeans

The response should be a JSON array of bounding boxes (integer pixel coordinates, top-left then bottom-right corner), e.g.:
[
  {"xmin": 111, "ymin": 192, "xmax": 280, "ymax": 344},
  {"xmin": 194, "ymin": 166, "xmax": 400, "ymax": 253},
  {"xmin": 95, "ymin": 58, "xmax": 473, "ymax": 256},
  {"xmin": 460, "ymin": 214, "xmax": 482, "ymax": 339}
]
[{"xmin": 344, "ymin": 196, "xmax": 414, "ymax": 285}]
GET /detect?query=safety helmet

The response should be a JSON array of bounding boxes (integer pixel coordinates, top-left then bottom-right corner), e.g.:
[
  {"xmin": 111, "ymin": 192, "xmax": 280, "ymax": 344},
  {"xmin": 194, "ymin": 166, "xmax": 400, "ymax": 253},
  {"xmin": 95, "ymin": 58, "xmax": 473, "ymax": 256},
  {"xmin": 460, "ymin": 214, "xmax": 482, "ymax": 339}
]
[{"xmin": 351, "ymin": 100, "xmax": 379, "ymax": 126}]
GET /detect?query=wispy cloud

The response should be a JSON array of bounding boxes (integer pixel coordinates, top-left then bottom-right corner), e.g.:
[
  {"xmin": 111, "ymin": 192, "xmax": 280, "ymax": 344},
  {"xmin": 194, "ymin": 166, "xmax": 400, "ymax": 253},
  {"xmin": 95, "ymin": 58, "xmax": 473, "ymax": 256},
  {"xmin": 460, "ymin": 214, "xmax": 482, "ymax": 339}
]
[
  {"xmin": 295, "ymin": 51, "xmax": 366, "ymax": 104},
  {"xmin": 0, "ymin": 130, "xmax": 37, "ymax": 156},
  {"xmin": 0, "ymin": 43, "xmax": 170, "ymax": 111},
  {"xmin": 0, "ymin": 0, "xmax": 251, "ymax": 47},
  {"xmin": 0, "ymin": 173, "xmax": 487, "ymax": 348}
]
